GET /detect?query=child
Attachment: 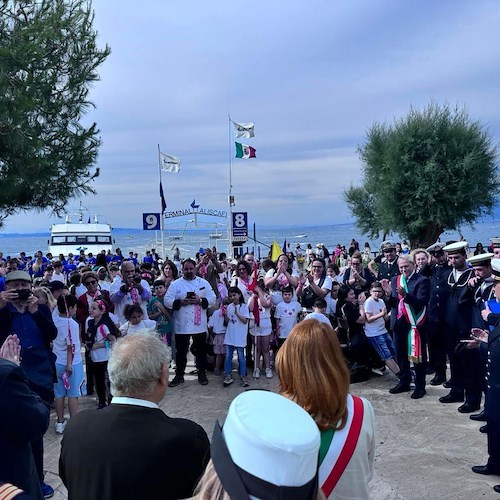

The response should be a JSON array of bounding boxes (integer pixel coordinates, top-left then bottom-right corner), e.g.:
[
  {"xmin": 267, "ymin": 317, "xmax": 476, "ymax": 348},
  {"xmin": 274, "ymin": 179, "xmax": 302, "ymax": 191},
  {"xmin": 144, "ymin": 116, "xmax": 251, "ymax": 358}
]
[
  {"xmin": 120, "ymin": 304, "xmax": 157, "ymax": 336},
  {"xmin": 303, "ymin": 297, "xmax": 332, "ymax": 327},
  {"xmin": 52, "ymin": 294, "xmax": 85, "ymax": 433},
  {"xmin": 363, "ymin": 281, "xmax": 400, "ymax": 375},
  {"xmin": 274, "ymin": 286, "xmax": 302, "ymax": 350},
  {"xmin": 223, "ymin": 287, "xmax": 250, "ymax": 387},
  {"xmin": 208, "ymin": 297, "xmax": 230, "ymax": 375},
  {"xmin": 148, "ymin": 280, "xmax": 173, "ymax": 346},
  {"xmin": 326, "ymin": 282, "xmax": 340, "ymax": 328},
  {"xmin": 85, "ymin": 299, "xmax": 119, "ymax": 409},
  {"xmin": 248, "ymin": 283, "xmax": 273, "ymax": 379}
]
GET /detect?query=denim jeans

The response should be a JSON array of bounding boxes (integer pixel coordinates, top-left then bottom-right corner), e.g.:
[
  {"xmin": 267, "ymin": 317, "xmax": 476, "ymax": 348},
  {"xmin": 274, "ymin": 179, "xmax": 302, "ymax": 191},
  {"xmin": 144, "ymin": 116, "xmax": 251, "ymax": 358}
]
[{"xmin": 225, "ymin": 345, "xmax": 246, "ymax": 377}]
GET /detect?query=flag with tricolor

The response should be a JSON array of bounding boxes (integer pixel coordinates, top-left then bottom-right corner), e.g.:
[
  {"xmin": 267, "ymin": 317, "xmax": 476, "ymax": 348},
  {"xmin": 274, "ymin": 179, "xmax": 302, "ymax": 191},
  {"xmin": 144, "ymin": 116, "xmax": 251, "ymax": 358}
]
[
  {"xmin": 232, "ymin": 121, "xmax": 255, "ymax": 138},
  {"xmin": 235, "ymin": 142, "xmax": 256, "ymax": 159}
]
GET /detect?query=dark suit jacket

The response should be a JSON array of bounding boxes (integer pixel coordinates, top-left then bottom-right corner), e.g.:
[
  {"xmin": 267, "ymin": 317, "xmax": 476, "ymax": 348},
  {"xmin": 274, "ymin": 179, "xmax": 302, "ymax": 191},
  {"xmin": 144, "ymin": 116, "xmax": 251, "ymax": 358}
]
[
  {"xmin": 0, "ymin": 360, "xmax": 50, "ymax": 500},
  {"xmin": 59, "ymin": 403, "xmax": 210, "ymax": 500}
]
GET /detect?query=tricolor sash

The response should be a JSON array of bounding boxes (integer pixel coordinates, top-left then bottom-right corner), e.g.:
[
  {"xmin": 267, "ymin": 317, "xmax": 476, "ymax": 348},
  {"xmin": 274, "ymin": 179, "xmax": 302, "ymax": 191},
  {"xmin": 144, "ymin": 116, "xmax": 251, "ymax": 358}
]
[
  {"xmin": 318, "ymin": 394, "xmax": 364, "ymax": 497},
  {"xmin": 397, "ymin": 274, "xmax": 426, "ymax": 363}
]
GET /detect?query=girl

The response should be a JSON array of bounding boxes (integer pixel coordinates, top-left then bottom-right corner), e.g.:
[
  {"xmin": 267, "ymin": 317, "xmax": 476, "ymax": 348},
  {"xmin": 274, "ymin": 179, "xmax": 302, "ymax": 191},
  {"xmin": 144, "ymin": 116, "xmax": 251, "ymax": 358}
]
[
  {"xmin": 208, "ymin": 297, "xmax": 230, "ymax": 375},
  {"xmin": 223, "ymin": 287, "xmax": 250, "ymax": 387},
  {"xmin": 33, "ymin": 286, "xmax": 57, "ymax": 312},
  {"xmin": 264, "ymin": 254, "xmax": 299, "ymax": 306},
  {"xmin": 52, "ymin": 294, "xmax": 85, "ymax": 433},
  {"xmin": 85, "ymin": 300, "xmax": 119, "ymax": 409},
  {"xmin": 248, "ymin": 283, "xmax": 273, "ymax": 379},
  {"xmin": 120, "ymin": 304, "xmax": 157, "ymax": 336}
]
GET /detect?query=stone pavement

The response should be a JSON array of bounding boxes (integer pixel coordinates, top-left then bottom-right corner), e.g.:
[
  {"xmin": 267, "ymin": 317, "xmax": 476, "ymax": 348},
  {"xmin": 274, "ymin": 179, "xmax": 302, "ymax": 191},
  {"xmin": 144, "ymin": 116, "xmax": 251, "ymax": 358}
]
[{"xmin": 44, "ymin": 365, "xmax": 499, "ymax": 499}]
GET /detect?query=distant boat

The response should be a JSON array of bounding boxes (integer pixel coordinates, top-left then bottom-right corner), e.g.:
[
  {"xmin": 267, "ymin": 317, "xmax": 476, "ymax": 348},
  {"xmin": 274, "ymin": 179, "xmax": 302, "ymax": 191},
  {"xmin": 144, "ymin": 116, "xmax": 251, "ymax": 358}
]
[{"xmin": 295, "ymin": 234, "xmax": 307, "ymax": 238}]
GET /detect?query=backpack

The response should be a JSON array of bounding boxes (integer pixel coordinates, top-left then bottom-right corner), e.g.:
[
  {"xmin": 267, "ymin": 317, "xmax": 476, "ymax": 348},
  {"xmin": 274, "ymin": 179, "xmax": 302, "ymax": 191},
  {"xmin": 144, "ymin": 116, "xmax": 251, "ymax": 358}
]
[{"xmin": 300, "ymin": 276, "xmax": 326, "ymax": 309}]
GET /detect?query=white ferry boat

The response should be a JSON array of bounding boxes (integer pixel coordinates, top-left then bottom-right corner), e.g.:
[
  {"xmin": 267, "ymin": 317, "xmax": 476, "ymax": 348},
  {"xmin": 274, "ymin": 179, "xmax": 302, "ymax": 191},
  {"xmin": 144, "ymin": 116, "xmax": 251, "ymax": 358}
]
[{"xmin": 49, "ymin": 205, "xmax": 114, "ymax": 257}]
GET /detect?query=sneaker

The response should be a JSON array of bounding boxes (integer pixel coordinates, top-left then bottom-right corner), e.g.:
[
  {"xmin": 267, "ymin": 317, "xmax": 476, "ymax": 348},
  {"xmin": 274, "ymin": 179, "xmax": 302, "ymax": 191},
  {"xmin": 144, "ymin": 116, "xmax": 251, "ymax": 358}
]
[
  {"xmin": 371, "ymin": 368, "xmax": 384, "ymax": 376},
  {"xmin": 223, "ymin": 375, "xmax": 234, "ymax": 386},
  {"xmin": 198, "ymin": 372, "xmax": 209, "ymax": 386},
  {"xmin": 241, "ymin": 376, "xmax": 249, "ymax": 387},
  {"xmin": 40, "ymin": 482, "xmax": 54, "ymax": 499},
  {"xmin": 97, "ymin": 403, "xmax": 107, "ymax": 410},
  {"xmin": 253, "ymin": 368, "xmax": 260, "ymax": 379},
  {"xmin": 265, "ymin": 368, "xmax": 273, "ymax": 379},
  {"xmin": 168, "ymin": 375, "xmax": 185, "ymax": 387},
  {"xmin": 55, "ymin": 420, "xmax": 67, "ymax": 434}
]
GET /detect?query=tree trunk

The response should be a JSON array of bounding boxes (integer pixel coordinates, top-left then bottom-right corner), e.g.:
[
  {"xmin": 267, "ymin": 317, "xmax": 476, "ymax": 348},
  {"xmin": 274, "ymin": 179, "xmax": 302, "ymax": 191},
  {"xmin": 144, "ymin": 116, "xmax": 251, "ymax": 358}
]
[{"xmin": 411, "ymin": 223, "xmax": 444, "ymax": 249}]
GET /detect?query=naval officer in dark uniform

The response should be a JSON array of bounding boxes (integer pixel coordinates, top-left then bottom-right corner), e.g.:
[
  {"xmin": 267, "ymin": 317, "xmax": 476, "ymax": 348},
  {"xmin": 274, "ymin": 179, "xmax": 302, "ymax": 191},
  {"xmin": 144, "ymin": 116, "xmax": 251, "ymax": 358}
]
[
  {"xmin": 471, "ymin": 259, "xmax": 500, "ymax": 494},
  {"xmin": 376, "ymin": 241, "xmax": 401, "ymax": 281}
]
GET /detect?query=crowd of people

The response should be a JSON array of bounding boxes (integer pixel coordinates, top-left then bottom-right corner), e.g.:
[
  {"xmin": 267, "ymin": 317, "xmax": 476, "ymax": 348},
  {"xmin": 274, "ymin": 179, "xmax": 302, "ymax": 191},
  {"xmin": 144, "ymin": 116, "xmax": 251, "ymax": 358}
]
[{"xmin": 1, "ymin": 235, "xmax": 500, "ymax": 498}]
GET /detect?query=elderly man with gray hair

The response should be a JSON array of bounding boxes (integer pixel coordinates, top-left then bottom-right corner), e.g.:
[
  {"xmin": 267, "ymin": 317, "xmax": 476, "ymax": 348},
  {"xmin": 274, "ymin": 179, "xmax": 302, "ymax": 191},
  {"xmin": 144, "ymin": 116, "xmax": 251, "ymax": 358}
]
[
  {"xmin": 59, "ymin": 334, "xmax": 210, "ymax": 500},
  {"xmin": 381, "ymin": 253, "xmax": 430, "ymax": 400}
]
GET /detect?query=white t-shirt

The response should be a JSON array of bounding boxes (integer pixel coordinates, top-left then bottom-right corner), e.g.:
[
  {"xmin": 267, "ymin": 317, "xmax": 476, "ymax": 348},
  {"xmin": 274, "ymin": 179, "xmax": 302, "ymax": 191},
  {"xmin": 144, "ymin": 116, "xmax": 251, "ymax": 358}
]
[
  {"xmin": 50, "ymin": 273, "xmax": 65, "ymax": 284},
  {"xmin": 110, "ymin": 277, "xmax": 152, "ymax": 325},
  {"xmin": 274, "ymin": 300, "xmax": 302, "ymax": 339},
  {"xmin": 119, "ymin": 319, "xmax": 156, "ymax": 336},
  {"xmin": 363, "ymin": 297, "xmax": 387, "ymax": 338},
  {"xmin": 84, "ymin": 321, "xmax": 111, "ymax": 363},
  {"xmin": 303, "ymin": 311, "xmax": 332, "ymax": 327},
  {"xmin": 52, "ymin": 315, "xmax": 82, "ymax": 365},
  {"xmin": 208, "ymin": 311, "xmax": 226, "ymax": 335},
  {"xmin": 223, "ymin": 303, "xmax": 250, "ymax": 347},
  {"xmin": 164, "ymin": 276, "xmax": 216, "ymax": 334},
  {"xmin": 230, "ymin": 276, "xmax": 255, "ymax": 305},
  {"xmin": 264, "ymin": 269, "xmax": 299, "ymax": 305}
]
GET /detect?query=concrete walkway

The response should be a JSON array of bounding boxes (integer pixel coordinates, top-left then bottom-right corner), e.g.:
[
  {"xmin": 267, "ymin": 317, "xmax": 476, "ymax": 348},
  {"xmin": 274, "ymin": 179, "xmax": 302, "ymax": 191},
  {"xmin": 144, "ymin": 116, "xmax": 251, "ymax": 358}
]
[{"xmin": 44, "ymin": 366, "xmax": 499, "ymax": 499}]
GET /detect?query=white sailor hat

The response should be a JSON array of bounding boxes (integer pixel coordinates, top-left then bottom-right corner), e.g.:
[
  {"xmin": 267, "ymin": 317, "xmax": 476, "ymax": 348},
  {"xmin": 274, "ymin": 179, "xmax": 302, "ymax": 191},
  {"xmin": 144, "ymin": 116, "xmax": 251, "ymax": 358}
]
[
  {"xmin": 316, "ymin": 243, "xmax": 322, "ymax": 248},
  {"xmin": 211, "ymin": 390, "xmax": 320, "ymax": 500},
  {"xmin": 380, "ymin": 240, "xmax": 397, "ymax": 251},
  {"xmin": 491, "ymin": 237, "xmax": 500, "ymax": 248},
  {"xmin": 426, "ymin": 242, "xmax": 445, "ymax": 255},
  {"xmin": 492, "ymin": 259, "xmax": 500, "ymax": 281},
  {"xmin": 466, "ymin": 253, "xmax": 494, "ymax": 267},
  {"xmin": 442, "ymin": 241, "xmax": 468, "ymax": 255}
]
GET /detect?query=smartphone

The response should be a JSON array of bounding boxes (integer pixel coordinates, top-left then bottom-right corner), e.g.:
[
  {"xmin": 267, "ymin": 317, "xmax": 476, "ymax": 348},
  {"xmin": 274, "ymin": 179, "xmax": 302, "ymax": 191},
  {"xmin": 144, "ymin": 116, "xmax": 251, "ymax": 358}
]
[{"xmin": 186, "ymin": 291, "xmax": 196, "ymax": 299}]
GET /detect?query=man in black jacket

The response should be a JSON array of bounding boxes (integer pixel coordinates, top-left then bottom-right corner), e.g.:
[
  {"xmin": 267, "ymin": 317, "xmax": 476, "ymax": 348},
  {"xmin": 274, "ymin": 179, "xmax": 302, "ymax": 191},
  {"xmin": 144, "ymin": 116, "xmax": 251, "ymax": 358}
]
[{"xmin": 59, "ymin": 333, "xmax": 210, "ymax": 500}]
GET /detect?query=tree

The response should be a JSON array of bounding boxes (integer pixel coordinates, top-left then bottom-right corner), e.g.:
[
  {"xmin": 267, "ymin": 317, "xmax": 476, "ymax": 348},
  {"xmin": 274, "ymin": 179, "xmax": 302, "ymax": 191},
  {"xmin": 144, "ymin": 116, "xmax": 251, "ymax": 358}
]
[
  {"xmin": 344, "ymin": 103, "xmax": 500, "ymax": 248},
  {"xmin": 0, "ymin": 0, "xmax": 110, "ymax": 227}
]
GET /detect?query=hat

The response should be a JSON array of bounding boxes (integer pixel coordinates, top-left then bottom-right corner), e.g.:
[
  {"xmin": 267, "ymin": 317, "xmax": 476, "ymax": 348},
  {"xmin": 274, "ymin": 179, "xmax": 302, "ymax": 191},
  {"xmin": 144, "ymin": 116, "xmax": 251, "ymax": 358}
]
[
  {"xmin": 380, "ymin": 240, "xmax": 396, "ymax": 251},
  {"xmin": 443, "ymin": 241, "xmax": 468, "ymax": 255},
  {"xmin": 5, "ymin": 271, "xmax": 31, "ymax": 283},
  {"xmin": 212, "ymin": 391, "xmax": 320, "ymax": 499},
  {"xmin": 48, "ymin": 281, "xmax": 67, "ymax": 292},
  {"xmin": 467, "ymin": 253, "xmax": 494, "ymax": 267},
  {"xmin": 230, "ymin": 259, "xmax": 238, "ymax": 265},
  {"xmin": 491, "ymin": 237, "xmax": 500, "ymax": 249},
  {"xmin": 315, "ymin": 243, "xmax": 322, "ymax": 249},
  {"xmin": 492, "ymin": 259, "xmax": 500, "ymax": 281},
  {"xmin": 426, "ymin": 242, "xmax": 445, "ymax": 255}
]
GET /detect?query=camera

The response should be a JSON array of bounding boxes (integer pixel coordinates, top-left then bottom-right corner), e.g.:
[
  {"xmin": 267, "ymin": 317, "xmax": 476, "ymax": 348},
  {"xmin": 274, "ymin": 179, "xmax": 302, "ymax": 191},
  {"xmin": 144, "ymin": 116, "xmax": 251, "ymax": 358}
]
[
  {"xmin": 186, "ymin": 291, "xmax": 196, "ymax": 299},
  {"xmin": 16, "ymin": 289, "xmax": 32, "ymax": 301},
  {"xmin": 133, "ymin": 275, "xmax": 142, "ymax": 284}
]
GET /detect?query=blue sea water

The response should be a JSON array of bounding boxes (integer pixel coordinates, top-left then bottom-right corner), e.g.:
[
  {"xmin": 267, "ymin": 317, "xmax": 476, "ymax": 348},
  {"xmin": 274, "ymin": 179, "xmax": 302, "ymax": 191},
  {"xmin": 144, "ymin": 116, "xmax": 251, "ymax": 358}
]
[{"xmin": 0, "ymin": 219, "xmax": 498, "ymax": 260}]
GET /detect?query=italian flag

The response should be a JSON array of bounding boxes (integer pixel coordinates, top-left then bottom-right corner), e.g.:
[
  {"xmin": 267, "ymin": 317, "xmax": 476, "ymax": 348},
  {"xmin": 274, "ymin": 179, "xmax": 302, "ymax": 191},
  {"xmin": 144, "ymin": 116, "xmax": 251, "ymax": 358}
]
[{"xmin": 235, "ymin": 142, "xmax": 256, "ymax": 159}]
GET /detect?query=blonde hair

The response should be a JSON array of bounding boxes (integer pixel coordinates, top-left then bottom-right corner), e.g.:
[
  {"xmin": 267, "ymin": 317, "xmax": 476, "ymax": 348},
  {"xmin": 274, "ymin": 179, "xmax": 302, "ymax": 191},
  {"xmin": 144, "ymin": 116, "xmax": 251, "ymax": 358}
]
[
  {"xmin": 276, "ymin": 319, "xmax": 350, "ymax": 431},
  {"xmin": 33, "ymin": 286, "xmax": 57, "ymax": 311}
]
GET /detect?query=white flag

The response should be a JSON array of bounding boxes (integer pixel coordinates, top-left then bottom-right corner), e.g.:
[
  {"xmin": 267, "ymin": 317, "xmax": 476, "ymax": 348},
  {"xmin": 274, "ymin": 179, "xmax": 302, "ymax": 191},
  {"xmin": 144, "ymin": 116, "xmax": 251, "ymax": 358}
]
[
  {"xmin": 232, "ymin": 121, "xmax": 255, "ymax": 139},
  {"xmin": 160, "ymin": 152, "xmax": 181, "ymax": 173}
]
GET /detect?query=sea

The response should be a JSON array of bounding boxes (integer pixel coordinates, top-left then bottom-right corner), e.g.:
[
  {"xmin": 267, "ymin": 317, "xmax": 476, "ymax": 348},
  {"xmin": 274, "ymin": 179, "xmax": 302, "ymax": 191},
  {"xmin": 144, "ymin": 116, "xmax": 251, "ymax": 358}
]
[{"xmin": 0, "ymin": 218, "xmax": 499, "ymax": 260}]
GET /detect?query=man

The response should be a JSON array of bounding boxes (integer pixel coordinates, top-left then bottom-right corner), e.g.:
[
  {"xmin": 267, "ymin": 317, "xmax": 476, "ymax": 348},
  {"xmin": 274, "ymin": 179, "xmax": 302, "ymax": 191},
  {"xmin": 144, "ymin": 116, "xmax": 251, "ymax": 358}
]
[
  {"xmin": 0, "ymin": 334, "xmax": 50, "ymax": 500},
  {"xmin": 426, "ymin": 243, "xmax": 451, "ymax": 386},
  {"xmin": 0, "ymin": 271, "xmax": 57, "ymax": 498},
  {"xmin": 59, "ymin": 334, "xmax": 210, "ymax": 500},
  {"xmin": 51, "ymin": 261, "xmax": 66, "ymax": 283},
  {"xmin": 382, "ymin": 254, "xmax": 430, "ymax": 399},
  {"xmin": 164, "ymin": 259, "xmax": 216, "ymax": 387},
  {"xmin": 110, "ymin": 260, "xmax": 151, "ymax": 325},
  {"xmin": 492, "ymin": 238, "xmax": 500, "ymax": 259},
  {"xmin": 439, "ymin": 242, "xmax": 480, "ymax": 412},
  {"xmin": 196, "ymin": 248, "xmax": 223, "ymax": 300},
  {"xmin": 143, "ymin": 250, "xmax": 154, "ymax": 266},
  {"xmin": 0, "ymin": 258, "xmax": 19, "ymax": 292},
  {"xmin": 372, "ymin": 241, "xmax": 400, "ymax": 281},
  {"xmin": 342, "ymin": 251, "xmax": 373, "ymax": 294}
]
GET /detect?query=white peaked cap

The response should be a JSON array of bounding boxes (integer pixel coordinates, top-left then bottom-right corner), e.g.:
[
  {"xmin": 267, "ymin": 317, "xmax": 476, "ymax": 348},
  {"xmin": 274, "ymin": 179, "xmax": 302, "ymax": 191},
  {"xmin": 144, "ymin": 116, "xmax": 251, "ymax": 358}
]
[
  {"xmin": 222, "ymin": 391, "xmax": 320, "ymax": 488},
  {"xmin": 442, "ymin": 241, "xmax": 468, "ymax": 254},
  {"xmin": 492, "ymin": 258, "xmax": 500, "ymax": 281}
]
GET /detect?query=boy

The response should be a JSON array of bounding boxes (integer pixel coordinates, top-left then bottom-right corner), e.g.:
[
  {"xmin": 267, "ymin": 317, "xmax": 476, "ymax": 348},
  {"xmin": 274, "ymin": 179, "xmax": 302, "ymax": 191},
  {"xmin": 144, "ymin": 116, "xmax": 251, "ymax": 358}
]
[
  {"xmin": 303, "ymin": 297, "xmax": 332, "ymax": 327},
  {"xmin": 363, "ymin": 281, "xmax": 400, "ymax": 375},
  {"xmin": 274, "ymin": 286, "xmax": 302, "ymax": 348},
  {"xmin": 148, "ymin": 280, "xmax": 173, "ymax": 347}
]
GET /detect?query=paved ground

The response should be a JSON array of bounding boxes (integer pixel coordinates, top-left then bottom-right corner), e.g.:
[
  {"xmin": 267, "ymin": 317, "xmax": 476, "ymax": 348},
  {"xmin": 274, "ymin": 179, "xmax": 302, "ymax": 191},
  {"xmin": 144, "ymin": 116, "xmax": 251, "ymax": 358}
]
[{"xmin": 44, "ymin": 364, "xmax": 500, "ymax": 499}]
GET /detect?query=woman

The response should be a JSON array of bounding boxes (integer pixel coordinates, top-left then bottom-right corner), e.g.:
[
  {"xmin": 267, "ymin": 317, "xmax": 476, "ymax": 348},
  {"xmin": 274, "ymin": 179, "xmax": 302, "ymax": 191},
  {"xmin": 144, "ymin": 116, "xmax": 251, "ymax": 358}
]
[
  {"xmin": 475, "ymin": 242, "xmax": 486, "ymax": 255},
  {"xmin": 297, "ymin": 258, "xmax": 331, "ymax": 312},
  {"xmin": 264, "ymin": 254, "xmax": 299, "ymax": 305},
  {"xmin": 276, "ymin": 320, "xmax": 375, "ymax": 499},
  {"xmin": 161, "ymin": 260, "xmax": 178, "ymax": 288},
  {"xmin": 231, "ymin": 259, "xmax": 255, "ymax": 305},
  {"xmin": 33, "ymin": 286, "xmax": 57, "ymax": 312}
]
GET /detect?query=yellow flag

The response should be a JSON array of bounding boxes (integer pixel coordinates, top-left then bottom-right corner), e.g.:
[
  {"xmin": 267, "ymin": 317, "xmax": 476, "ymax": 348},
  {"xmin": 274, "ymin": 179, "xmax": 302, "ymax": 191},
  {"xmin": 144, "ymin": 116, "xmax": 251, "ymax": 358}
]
[{"xmin": 271, "ymin": 241, "xmax": 282, "ymax": 262}]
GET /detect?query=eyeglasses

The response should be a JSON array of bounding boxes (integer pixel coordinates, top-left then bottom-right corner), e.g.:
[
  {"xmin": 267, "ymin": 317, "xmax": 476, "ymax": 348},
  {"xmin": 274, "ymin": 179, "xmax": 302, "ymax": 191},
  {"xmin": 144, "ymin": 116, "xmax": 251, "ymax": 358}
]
[
  {"xmin": 85, "ymin": 280, "xmax": 97, "ymax": 285},
  {"xmin": 312, "ymin": 266, "xmax": 323, "ymax": 269}
]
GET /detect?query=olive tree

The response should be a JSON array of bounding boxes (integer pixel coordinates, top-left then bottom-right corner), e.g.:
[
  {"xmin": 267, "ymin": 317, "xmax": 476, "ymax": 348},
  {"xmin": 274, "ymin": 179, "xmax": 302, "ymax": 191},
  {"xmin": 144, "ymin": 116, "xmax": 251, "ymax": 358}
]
[
  {"xmin": 345, "ymin": 103, "xmax": 499, "ymax": 248},
  {"xmin": 0, "ymin": 0, "xmax": 110, "ymax": 227}
]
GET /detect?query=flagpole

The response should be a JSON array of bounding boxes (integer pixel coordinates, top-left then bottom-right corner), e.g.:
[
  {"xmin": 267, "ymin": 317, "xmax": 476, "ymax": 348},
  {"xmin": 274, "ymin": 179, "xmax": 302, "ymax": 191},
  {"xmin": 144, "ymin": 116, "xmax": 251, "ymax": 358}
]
[
  {"xmin": 228, "ymin": 112, "xmax": 233, "ymax": 260},
  {"xmin": 158, "ymin": 144, "xmax": 165, "ymax": 260}
]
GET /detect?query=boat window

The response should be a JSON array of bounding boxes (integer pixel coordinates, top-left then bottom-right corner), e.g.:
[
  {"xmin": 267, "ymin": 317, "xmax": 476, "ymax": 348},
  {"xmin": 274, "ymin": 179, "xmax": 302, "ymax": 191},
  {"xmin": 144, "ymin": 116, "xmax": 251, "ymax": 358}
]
[
  {"xmin": 52, "ymin": 236, "xmax": 66, "ymax": 244},
  {"xmin": 67, "ymin": 236, "xmax": 77, "ymax": 243},
  {"xmin": 50, "ymin": 235, "xmax": 112, "ymax": 245},
  {"xmin": 97, "ymin": 236, "xmax": 111, "ymax": 243}
]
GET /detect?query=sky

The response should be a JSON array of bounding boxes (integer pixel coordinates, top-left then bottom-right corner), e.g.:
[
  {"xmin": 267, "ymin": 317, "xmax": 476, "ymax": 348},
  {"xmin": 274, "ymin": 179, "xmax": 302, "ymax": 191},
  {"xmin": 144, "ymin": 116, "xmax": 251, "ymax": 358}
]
[{"xmin": 4, "ymin": 0, "xmax": 500, "ymax": 232}]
